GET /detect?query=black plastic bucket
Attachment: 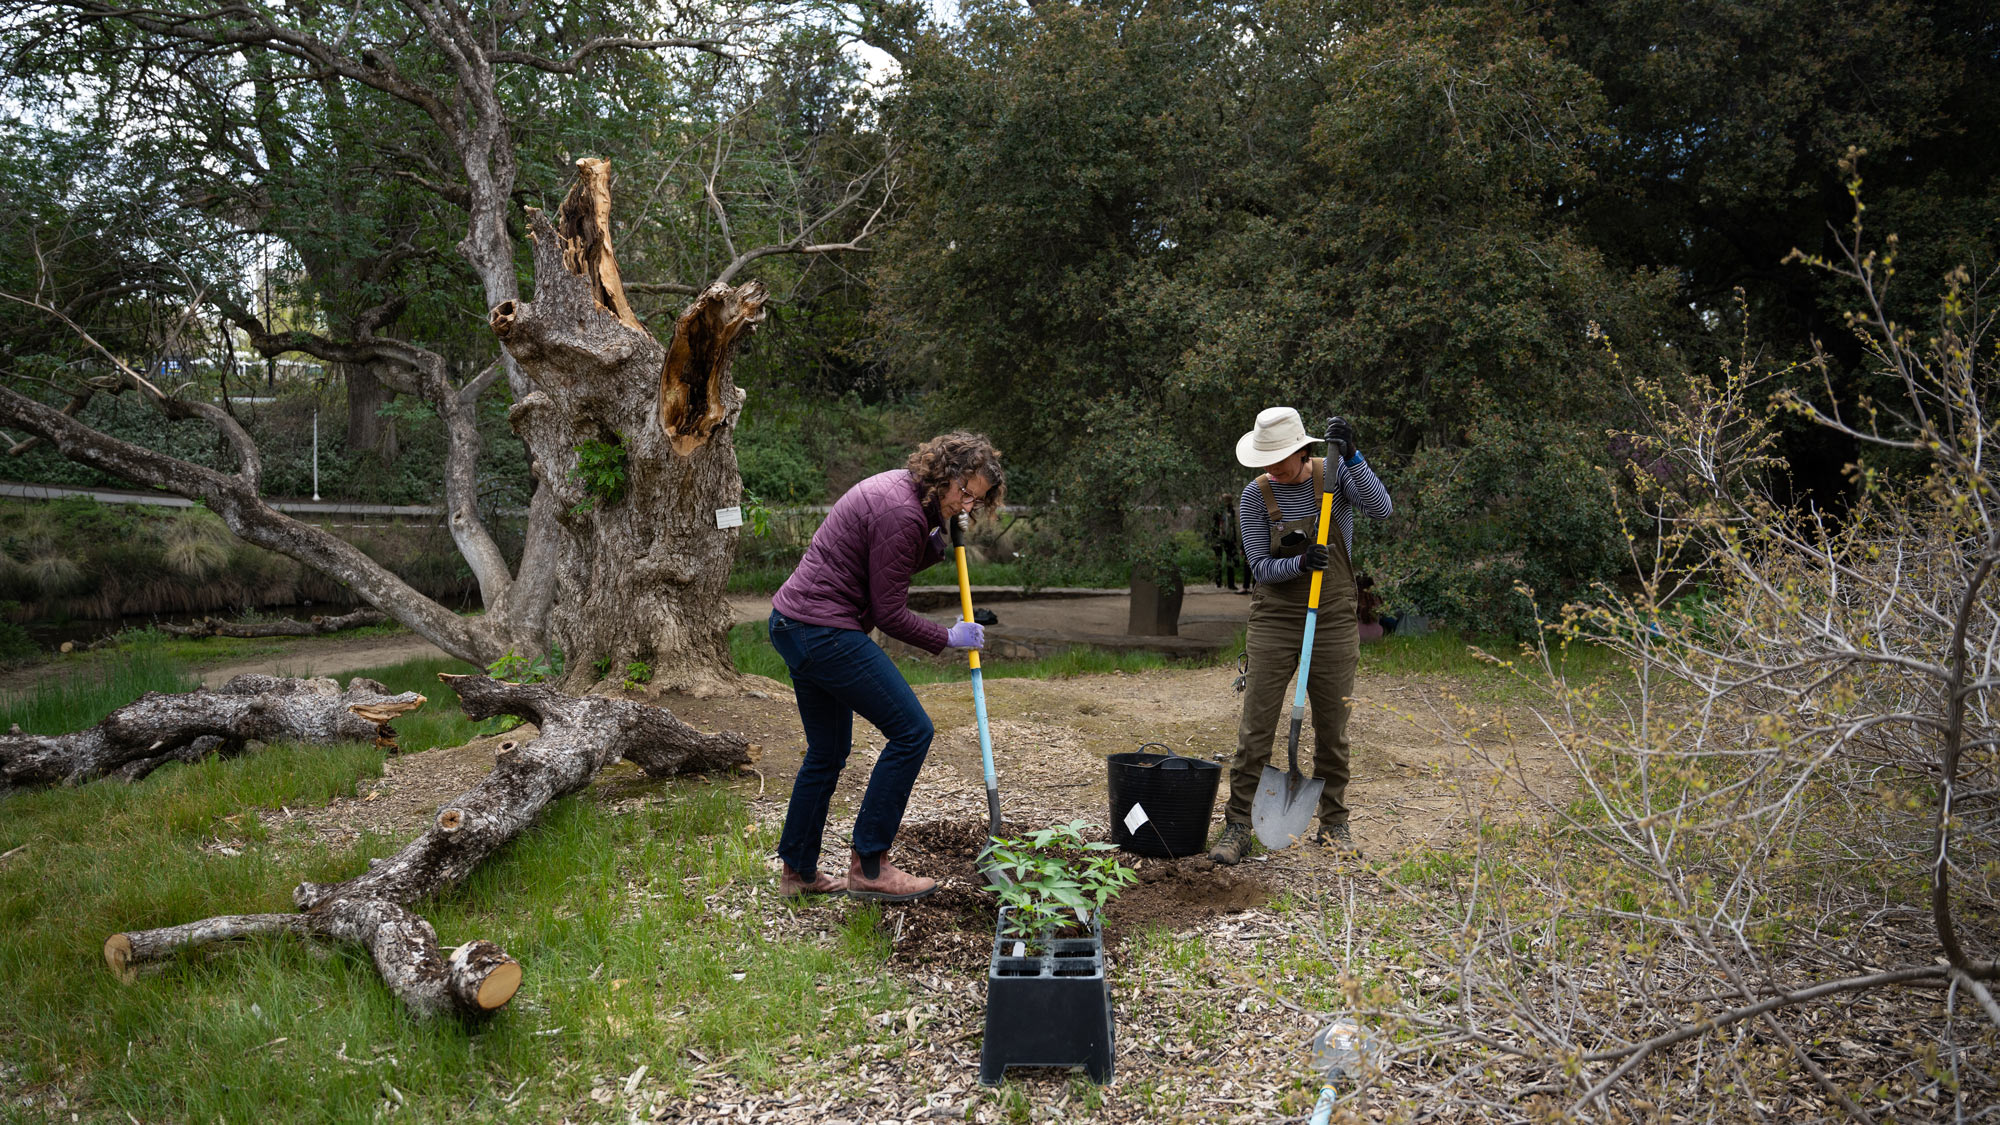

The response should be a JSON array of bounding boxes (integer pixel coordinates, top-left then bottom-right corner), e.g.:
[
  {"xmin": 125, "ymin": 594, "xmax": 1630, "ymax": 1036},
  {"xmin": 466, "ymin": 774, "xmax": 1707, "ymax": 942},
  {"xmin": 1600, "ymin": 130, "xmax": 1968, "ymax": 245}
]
[{"xmin": 1107, "ymin": 742, "xmax": 1222, "ymax": 858}]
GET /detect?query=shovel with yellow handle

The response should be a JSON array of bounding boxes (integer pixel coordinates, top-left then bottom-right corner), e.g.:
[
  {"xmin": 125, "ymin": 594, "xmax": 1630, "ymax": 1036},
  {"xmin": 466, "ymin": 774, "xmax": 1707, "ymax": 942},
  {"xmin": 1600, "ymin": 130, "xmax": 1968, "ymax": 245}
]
[{"xmin": 951, "ymin": 513, "xmax": 1008, "ymax": 885}]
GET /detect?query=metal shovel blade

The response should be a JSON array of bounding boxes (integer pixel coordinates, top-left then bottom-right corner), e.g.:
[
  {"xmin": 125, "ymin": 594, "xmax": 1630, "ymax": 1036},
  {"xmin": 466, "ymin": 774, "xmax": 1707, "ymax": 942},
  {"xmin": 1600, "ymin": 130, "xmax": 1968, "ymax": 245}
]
[{"xmin": 1252, "ymin": 763, "xmax": 1324, "ymax": 849}]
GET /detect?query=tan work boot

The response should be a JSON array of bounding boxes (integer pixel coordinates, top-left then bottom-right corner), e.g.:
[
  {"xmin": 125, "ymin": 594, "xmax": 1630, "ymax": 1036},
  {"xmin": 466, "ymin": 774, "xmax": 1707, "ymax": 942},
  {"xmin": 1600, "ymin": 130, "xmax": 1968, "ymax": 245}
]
[
  {"xmin": 1315, "ymin": 821, "xmax": 1362, "ymax": 859},
  {"xmin": 847, "ymin": 851, "xmax": 938, "ymax": 902},
  {"xmin": 779, "ymin": 863, "xmax": 848, "ymax": 897},
  {"xmin": 1208, "ymin": 821, "xmax": 1255, "ymax": 866}
]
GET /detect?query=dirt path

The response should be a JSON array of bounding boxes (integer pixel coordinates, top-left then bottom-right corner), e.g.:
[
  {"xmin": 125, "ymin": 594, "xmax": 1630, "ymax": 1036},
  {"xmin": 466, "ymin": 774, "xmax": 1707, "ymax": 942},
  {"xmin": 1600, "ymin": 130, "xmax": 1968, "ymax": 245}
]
[
  {"xmin": 150, "ymin": 586, "xmax": 1243, "ymax": 689},
  {"xmin": 199, "ymin": 635, "xmax": 453, "ymax": 686},
  {"xmin": 290, "ymin": 657, "xmax": 1567, "ymax": 888}
]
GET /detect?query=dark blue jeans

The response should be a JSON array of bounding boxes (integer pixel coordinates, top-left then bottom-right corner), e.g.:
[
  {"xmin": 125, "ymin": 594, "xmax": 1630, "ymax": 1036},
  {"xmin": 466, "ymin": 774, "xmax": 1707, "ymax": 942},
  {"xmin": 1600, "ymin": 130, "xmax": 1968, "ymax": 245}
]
[{"xmin": 770, "ymin": 610, "xmax": 935, "ymax": 879}]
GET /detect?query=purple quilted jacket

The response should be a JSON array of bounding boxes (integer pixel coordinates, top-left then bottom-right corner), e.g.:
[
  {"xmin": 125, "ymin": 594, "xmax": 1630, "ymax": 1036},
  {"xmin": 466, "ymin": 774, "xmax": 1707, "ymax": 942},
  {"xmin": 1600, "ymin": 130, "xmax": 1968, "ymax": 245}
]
[{"xmin": 772, "ymin": 469, "xmax": 950, "ymax": 654}]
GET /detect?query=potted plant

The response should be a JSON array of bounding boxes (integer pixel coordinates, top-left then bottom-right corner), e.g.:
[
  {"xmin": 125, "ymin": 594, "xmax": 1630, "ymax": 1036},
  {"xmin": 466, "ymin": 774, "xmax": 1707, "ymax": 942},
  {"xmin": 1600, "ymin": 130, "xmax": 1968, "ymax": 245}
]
[{"xmin": 976, "ymin": 821, "xmax": 1138, "ymax": 1085}]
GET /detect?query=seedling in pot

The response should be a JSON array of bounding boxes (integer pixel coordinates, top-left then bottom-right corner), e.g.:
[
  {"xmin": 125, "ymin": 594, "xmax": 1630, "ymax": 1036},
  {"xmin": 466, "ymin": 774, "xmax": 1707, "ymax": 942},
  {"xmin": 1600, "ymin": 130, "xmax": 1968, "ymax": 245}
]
[{"xmin": 979, "ymin": 820, "xmax": 1138, "ymax": 942}]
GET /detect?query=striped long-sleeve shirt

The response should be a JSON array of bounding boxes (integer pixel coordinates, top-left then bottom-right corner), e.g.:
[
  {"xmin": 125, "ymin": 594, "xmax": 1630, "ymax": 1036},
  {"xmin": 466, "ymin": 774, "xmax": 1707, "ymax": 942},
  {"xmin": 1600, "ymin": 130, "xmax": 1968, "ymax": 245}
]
[{"xmin": 1238, "ymin": 456, "xmax": 1393, "ymax": 586}]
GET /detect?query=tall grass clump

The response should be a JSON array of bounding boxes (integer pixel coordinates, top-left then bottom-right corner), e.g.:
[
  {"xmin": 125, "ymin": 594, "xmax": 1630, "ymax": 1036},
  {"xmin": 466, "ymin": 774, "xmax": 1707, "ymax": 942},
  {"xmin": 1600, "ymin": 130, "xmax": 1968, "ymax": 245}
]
[{"xmin": 0, "ymin": 640, "xmax": 198, "ymax": 734}]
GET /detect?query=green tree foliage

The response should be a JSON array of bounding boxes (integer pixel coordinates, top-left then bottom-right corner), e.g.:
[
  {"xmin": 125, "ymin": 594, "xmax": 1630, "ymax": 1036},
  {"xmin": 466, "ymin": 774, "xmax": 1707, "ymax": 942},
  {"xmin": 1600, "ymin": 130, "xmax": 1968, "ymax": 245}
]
[
  {"xmin": 875, "ymin": 0, "xmax": 1674, "ymax": 628},
  {"xmin": 1545, "ymin": 0, "xmax": 2000, "ymax": 499}
]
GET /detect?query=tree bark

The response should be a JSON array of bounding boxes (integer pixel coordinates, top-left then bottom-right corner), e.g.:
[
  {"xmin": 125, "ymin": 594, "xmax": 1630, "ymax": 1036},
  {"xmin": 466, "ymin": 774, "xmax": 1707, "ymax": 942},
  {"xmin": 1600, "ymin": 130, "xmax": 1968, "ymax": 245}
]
[
  {"xmin": 0, "ymin": 674, "xmax": 425, "ymax": 792},
  {"xmin": 344, "ymin": 361, "xmax": 400, "ymax": 461},
  {"xmin": 492, "ymin": 158, "xmax": 766, "ymax": 694},
  {"xmin": 159, "ymin": 609, "xmax": 389, "ymax": 639},
  {"xmin": 105, "ymin": 673, "xmax": 755, "ymax": 1018}
]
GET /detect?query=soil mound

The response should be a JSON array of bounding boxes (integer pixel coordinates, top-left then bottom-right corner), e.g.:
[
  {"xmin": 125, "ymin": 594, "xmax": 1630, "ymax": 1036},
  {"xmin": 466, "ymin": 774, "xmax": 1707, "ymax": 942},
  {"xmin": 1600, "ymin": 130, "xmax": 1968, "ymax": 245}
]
[{"xmin": 883, "ymin": 818, "xmax": 1272, "ymax": 969}]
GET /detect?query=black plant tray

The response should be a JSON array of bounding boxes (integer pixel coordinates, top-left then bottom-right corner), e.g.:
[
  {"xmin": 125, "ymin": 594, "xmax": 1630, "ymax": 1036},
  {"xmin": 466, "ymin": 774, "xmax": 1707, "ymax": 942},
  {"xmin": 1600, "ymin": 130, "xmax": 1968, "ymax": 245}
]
[{"xmin": 980, "ymin": 907, "xmax": 1114, "ymax": 1085}]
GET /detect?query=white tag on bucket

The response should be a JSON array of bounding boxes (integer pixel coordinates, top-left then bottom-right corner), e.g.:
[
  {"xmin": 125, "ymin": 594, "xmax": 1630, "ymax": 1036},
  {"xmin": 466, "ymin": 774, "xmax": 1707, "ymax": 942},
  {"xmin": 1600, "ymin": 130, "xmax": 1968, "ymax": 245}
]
[{"xmin": 1123, "ymin": 802, "xmax": 1151, "ymax": 834}]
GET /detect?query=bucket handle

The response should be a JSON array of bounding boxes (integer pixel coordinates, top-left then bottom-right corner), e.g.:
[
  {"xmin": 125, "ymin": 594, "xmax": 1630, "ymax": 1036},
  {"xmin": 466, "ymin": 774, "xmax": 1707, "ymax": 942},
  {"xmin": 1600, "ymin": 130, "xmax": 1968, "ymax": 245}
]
[{"xmin": 1135, "ymin": 740, "xmax": 1195, "ymax": 769}]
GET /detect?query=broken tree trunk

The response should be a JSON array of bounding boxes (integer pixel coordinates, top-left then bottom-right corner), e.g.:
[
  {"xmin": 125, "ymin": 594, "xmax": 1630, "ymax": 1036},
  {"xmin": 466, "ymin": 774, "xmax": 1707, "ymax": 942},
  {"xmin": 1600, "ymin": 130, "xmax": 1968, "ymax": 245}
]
[
  {"xmin": 0, "ymin": 674, "xmax": 425, "ymax": 792},
  {"xmin": 492, "ymin": 156, "xmax": 767, "ymax": 695},
  {"xmin": 158, "ymin": 609, "xmax": 389, "ymax": 639},
  {"xmin": 104, "ymin": 672, "xmax": 756, "ymax": 1018}
]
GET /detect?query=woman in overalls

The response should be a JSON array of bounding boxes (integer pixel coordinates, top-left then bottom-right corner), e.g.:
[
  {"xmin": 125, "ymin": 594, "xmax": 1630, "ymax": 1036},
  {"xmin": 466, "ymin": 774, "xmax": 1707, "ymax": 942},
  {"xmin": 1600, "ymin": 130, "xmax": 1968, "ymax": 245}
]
[{"xmin": 1209, "ymin": 407, "xmax": 1393, "ymax": 864}]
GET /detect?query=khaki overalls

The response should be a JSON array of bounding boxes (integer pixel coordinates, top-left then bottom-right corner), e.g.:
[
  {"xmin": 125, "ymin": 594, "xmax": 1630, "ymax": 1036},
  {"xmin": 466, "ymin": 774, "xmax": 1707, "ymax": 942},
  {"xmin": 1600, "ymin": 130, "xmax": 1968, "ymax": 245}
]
[{"xmin": 1225, "ymin": 458, "xmax": 1359, "ymax": 829}]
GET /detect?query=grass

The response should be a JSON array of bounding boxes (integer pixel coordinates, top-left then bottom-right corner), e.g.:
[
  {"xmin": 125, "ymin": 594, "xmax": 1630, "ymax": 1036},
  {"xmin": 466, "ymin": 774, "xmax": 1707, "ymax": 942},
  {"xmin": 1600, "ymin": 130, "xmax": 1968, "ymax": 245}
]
[
  {"xmin": 0, "ymin": 641, "xmax": 200, "ymax": 734},
  {"xmin": 729, "ymin": 621, "xmax": 1216, "ymax": 688},
  {"xmin": 1360, "ymin": 630, "xmax": 1625, "ymax": 700},
  {"xmin": 0, "ymin": 647, "xmax": 913, "ymax": 1122}
]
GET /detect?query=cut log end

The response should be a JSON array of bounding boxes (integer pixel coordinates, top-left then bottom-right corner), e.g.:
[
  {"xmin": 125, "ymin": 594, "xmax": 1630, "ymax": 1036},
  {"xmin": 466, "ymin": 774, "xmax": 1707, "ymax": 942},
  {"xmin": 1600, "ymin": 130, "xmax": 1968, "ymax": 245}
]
[
  {"xmin": 104, "ymin": 933, "xmax": 136, "ymax": 983},
  {"xmin": 476, "ymin": 960, "xmax": 523, "ymax": 1011},
  {"xmin": 350, "ymin": 694, "xmax": 427, "ymax": 725}
]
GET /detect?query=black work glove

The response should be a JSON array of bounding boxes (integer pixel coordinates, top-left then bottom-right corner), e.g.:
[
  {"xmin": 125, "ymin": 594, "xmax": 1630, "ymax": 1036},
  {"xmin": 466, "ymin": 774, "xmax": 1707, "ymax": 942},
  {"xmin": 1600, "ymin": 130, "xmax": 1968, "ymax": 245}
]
[
  {"xmin": 1301, "ymin": 543, "xmax": 1330, "ymax": 573},
  {"xmin": 1326, "ymin": 416, "xmax": 1357, "ymax": 462}
]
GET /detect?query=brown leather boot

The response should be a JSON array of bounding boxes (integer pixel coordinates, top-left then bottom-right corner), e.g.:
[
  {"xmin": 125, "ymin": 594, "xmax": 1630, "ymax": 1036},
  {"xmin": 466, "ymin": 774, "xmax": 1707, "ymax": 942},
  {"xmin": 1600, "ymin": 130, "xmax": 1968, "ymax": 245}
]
[
  {"xmin": 779, "ymin": 863, "xmax": 848, "ymax": 897},
  {"xmin": 846, "ymin": 850, "xmax": 938, "ymax": 902}
]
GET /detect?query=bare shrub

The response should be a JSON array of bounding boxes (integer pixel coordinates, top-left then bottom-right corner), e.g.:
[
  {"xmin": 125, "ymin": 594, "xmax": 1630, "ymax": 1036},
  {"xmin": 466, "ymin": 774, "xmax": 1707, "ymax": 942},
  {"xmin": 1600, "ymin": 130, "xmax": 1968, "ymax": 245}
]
[{"xmin": 1334, "ymin": 166, "xmax": 1999, "ymax": 1123}]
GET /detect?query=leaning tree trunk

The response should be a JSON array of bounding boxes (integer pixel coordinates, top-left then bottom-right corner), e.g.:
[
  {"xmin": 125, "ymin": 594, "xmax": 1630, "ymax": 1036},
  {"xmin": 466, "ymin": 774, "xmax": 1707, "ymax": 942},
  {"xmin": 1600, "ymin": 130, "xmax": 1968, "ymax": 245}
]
[
  {"xmin": 0, "ymin": 674, "xmax": 425, "ymax": 793},
  {"xmin": 491, "ymin": 158, "xmax": 766, "ymax": 695},
  {"xmin": 343, "ymin": 360, "xmax": 400, "ymax": 462},
  {"xmin": 104, "ymin": 673, "xmax": 755, "ymax": 1018}
]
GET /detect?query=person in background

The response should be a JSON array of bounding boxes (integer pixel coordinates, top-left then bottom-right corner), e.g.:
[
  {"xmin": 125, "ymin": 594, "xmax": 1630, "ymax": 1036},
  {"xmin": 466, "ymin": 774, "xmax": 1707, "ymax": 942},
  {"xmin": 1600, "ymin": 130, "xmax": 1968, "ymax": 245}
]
[
  {"xmin": 1356, "ymin": 574, "xmax": 1385, "ymax": 643},
  {"xmin": 769, "ymin": 433, "xmax": 1003, "ymax": 901},
  {"xmin": 1209, "ymin": 492, "xmax": 1245, "ymax": 593},
  {"xmin": 1210, "ymin": 407, "xmax": 1392, "ymax": 865}
]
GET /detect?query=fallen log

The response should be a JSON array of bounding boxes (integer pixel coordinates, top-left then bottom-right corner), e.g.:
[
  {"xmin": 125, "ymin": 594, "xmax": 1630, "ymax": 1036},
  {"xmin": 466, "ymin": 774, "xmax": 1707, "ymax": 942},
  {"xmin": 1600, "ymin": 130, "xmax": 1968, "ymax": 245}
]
[
  {"xmin": 157, "ymin": 609, "xmax": 389, "ymax": 639},
  {"xmin": 0, "ymin": 674, "xmax": 426, "ymax": 792},
  {"xmin": 105, "ymin": 673, "xmax": 756, "ymax": 1018}
]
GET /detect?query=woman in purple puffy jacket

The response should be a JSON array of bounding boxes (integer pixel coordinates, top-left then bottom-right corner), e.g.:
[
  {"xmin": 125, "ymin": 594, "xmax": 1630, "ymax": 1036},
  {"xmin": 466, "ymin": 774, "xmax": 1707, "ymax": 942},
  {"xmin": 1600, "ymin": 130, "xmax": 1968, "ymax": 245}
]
[{"xmin": 768, "ymin": 432, "xmax": 1005, "ymax": 901}]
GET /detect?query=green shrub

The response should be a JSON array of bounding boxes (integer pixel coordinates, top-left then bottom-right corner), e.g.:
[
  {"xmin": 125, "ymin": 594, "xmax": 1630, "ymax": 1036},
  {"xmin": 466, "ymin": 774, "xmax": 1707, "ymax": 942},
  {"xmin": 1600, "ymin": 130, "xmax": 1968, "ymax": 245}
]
[{"xmin": 1375, "ymin": 421, "xmax": 1625, "ymax": 636}]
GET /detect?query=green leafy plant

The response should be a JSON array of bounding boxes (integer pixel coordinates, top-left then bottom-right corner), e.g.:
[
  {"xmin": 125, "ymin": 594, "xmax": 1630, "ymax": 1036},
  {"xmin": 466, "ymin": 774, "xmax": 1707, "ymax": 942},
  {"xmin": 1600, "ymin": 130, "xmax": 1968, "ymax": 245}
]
[
  {"xmin": 621, "ymin": 661, "xmax": 652, "ymax": 691},
  {"xmin": 591, "ymin": 655, "xmax": 613, "ymax": 679},
  {"xmin": 569, "ymin": 436, "xmax": 628, "ymax": 513},
  {"xmin": 475, "ymin": 714, "xmax": 523, "ymax": 736},
  {"xmin": 980, "ymin": 820, "xmax": 1138, "ymax": 940},
  {"xmin": 486, "ymin": 647, "xmax": 563, "ymax": 684},
  {"xmin": 740, "ymin": 488, "xmax": 774, "ymax": 537}
]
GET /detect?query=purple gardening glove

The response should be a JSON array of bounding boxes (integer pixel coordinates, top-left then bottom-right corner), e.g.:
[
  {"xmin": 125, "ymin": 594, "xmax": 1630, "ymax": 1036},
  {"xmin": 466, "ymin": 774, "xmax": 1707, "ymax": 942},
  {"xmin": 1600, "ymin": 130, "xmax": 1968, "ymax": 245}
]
[{"xmin": 946, "ymin": 620, "xmax": 985, "ymax": 649}]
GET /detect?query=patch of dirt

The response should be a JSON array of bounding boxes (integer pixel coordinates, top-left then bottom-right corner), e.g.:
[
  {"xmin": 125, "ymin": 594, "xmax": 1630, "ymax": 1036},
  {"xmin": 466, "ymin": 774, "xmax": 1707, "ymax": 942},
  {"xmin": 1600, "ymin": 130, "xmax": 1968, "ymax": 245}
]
[
  {"xmin": 278, "ymin": 728, "xmax": 536, "ymax": 848},
  {"xmin": 264, "ymin": 649, "xmax": 1573, "ymax": 905},
  {"xmin": 1108, "ymin": 857, "xmax": 1270, "ymax": 947}
]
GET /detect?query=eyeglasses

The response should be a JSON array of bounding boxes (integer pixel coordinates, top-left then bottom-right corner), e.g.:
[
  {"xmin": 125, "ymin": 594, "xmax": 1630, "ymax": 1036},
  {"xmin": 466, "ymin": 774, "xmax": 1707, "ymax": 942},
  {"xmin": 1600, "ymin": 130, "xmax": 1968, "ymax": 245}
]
[{"xmin": 955, "ymin": 482, "xmax": 990, "ymax": 510}]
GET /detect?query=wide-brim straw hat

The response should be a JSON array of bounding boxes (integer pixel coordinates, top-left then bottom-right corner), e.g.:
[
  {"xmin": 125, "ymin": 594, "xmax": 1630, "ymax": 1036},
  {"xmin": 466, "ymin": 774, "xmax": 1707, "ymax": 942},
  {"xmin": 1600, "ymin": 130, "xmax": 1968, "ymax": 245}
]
[{"xmin": 1235, "ymin": 406, "xmax": 1322, "ymax": 468}]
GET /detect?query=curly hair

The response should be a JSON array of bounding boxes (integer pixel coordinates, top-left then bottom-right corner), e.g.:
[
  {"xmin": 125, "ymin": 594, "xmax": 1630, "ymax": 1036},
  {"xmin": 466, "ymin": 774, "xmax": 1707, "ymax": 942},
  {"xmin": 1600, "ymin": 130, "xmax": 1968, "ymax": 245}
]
[{"xmin": 906, "ymin": 431, "xmax": 1006, "ymax": 522}]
